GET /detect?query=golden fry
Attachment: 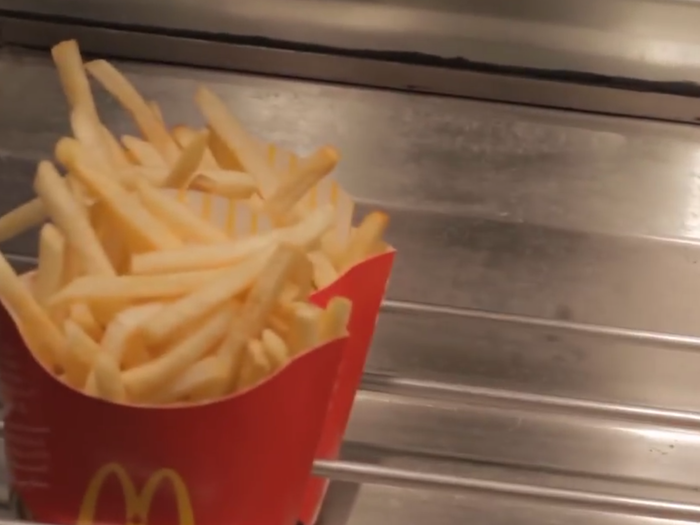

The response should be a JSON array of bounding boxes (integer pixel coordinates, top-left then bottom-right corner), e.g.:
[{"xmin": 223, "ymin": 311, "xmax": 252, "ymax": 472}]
[
  {"xmin": 34, "ymin": 161, "xmax": 115, "ymax": 276},
  {"xmin": 0, "ymin": 198, "xmax": 46, "ymax": 244}
]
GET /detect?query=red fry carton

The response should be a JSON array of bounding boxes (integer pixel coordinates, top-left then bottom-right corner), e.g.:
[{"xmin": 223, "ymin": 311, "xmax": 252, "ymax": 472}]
[
  {"xmin": 301, "ymin": 250, "xmax": 394, "ymax": 524},
  {"xmin": 0, "ymin": 291, "xmax": 347, "ymax": 525}
]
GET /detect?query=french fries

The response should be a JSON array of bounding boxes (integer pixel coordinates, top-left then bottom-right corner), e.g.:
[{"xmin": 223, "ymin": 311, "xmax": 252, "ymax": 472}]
[{"xmin": 0, "ymin": 39, "xmax": 392, "ymax": 407}]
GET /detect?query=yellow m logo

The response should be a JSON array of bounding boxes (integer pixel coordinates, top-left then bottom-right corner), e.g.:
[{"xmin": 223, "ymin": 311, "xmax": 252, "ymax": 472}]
[{"xmin": 78, "ymin": 463, "xmax": 195, "ymax": 525}]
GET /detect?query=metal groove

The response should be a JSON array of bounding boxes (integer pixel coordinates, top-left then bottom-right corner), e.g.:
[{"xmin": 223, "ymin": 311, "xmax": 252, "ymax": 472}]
[
  {"xmin": 361, "ymin": 373, "xmax": 700, "ymax": 429},
  {"xmin": 382, "ymin": 299, "xmax": 700, "ymax": 352},
  {"xmin": 5, "ymin": 16, "xmax": 700, "ymax": 124},
  {"xmin": 312, "ymin": 460, "xmax": 700, "ymax": 521}
]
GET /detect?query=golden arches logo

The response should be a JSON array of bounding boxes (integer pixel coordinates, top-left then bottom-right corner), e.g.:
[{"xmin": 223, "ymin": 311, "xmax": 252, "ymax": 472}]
[{"xmin": 78, "ymin": 463, "xmax": 195, "ymax": 525}]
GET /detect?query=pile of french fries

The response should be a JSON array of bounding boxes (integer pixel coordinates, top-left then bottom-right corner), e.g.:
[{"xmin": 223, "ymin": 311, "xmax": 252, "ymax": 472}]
[{"xmin": 0, "ymin": 40, "xmax": 389, "ymax": 406}]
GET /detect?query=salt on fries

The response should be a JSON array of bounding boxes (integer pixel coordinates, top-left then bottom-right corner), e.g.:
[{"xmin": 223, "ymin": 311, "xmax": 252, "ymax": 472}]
[{"xmin": 0, "ymin": 39, "xmax": 390, "ymax": 406}]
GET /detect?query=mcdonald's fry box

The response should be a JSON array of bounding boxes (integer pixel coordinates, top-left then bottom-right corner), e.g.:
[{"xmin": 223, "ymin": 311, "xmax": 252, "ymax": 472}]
[
  {"xmin": 0, "ymin": 299, "xmax": 346, "ymax": 525},
  {"xmin": 0, "ymin": 156, "xmax": 394, "ymax": 525}
]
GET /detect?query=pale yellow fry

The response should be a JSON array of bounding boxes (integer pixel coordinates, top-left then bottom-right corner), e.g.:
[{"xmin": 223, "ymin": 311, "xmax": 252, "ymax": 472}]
[
  {"xmin": 190, "ymin": 170, "xmax": 256, "ymax": 199},
  {"xmin": 64, "ymin": 319, "xmax": 102, "ymax": 388},
  {"xmin": 50, "ymin": 268, "xmax": 227, "ymax": 307},
  {"xmin": 341, "ymin": 211, "xmax": 389, "ymax": 270},
  {"xmin": 119, "ymin": 166, "xmax": 168, "ymax": 187},
  {"xmin": 196, "ymin": 87, "xmax": 278, "ymax": 197},
  {"xmin": 149, "ymin": 100, "xmax": 165, "ymax": 126},
  {"xmin": 319, "ymin": 297, "xmax": 352, "ymax": 344},
  {"xmin": 70, "ymin": 107, "xmax": 112, "ymax": 169},
  {"xmin": 34, "ymin": 224, "xmax": 66, "ymax": 307},
  {"xmin": 265, "ymin": 146, "xmax": 340, "ymax": 219},
  {"xmin": 308, "ymin": 250, "xmax": 339, "ymax": 289},
  {"xmin": 237, "ymin": 339, "xmax": 271, "ymax": 391},
  {"xmin": 282, "ymin": 204, "xmax": 335, "ymax": 249},
  {"xmin": 135, "ymin": 180, "xmax": 228, "ymax": 244},
  {"xmin": 261, "ymin": 329, "xmax": 289, "ymax": 368},
  {"xmin": 65, "ymin": 172, "xmax": 93, "ymax": 210},
  {"xmin": 69, "ymin": 303, "xmax": 103, "ymax": 341},
  {"xmin": 51, "ymin": 40, "xmax": 97, "ymax": 115},
  {"xmin": 287, "ymin": 302, "xmax": 322, "ymax": 355},
  {"xmin": 34, "ymin": 161, "xmax": 115, "ymax": 276},
  {"xmin": 161, "ymin": 130, "xmax": 209, "ymax": 189},
  {"xmin": 320, "ymin": 231, "xmax": 346, "ymax": 270},
  {"xmin": 101, "ymin": 126, "xmax": 133, "ymax": 169},
  {"xmin": 217, "ymin": 244, "xmax": 301, "ymax": 388},
  {"xmin": 131, "ymin": 230, "xmax": 279, "ymax": 275},
  {"xmin": 70, "ymin": 156, "xmax": 183, "ymax": 251},
  {"xmin": 150, "ymin": 356, "xmax": 227, "ymax": 404},
  {"xmin": 0, "ymin": 198, "xmax": 47, "ymax": 244},
  {"xmin": 143, "ymin": 249, "xmax": 272, "ymax": 346},
  {"xmin": 172, "ymin": 126, "xmax": 219, "ymax": 169},
  {"xmin": 121, "ymin": 135, "xmax": 168, "ymax": 168},
  {"xmin": 92, "ymin": 353, "xmax": 127, "ymax": 403},
  {"xmin": 91, "ymin": 201, "xmax": 130, "ymax": 275},
  {"xmin": 85, "ymin": 60, "xmax": 180, "ymax": 163},
  {"xmin": 123, "ymin": 307, "xmax": 232, "ymax": 400},
  {"xmin": 102, "ymin": 302, "xmax": 163, "ymax": 369},
  {"xmin": 0, "ymin": 252, "xmax": 62, "ymax": 369},
  {"xmin": 208, "ymin": 128, "xmax": 244, "ymax": 171}
]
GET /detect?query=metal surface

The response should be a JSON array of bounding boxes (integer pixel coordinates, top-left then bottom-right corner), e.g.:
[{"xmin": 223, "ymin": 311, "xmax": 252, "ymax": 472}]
[
  {"xmin": 6, "ymin": 45, "xmax": 700, "ymax": 525},
  {"xmin": 5, "ymin": 0, "xmax": 700, "ymax": 85},
  {"xmin": 8, "ymin": 7, "xmax": 700, "ymax": 123}
]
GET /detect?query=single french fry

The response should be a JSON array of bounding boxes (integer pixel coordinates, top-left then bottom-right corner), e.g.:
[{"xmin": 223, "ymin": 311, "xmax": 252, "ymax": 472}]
[
  {"xmin": 191, "ymin": 170, "xmax": 256, "ymax": 199},
  {"xmin": 70, "ymin": 107, "xmax": 113, "ymax": 170},
  {"xmin": 135, "ymin": 180, "xmax": 228, "ymax": 244},
  {"xmin": 282, "ymin": 204, "xmax": 335, "ymax": 249},
  {"xmin": 0, "ymin": 198, "xmax": 47, "ymax": 244},
  {"xmin": 102, "ymin": 302, "xmax": 163, "ymax": 368},
  {"xmin": 34, "ymin": 223, "xmax": 66, "ymax": 307},
  {"xmin": 131, "ymin": 230, "xmax": 279, "ymax": 275},
  {"xmin": 101, "ymin": 126, "xmax": 133, "ymax": 169},
  {"xmin": 196, "ymin": 87, "xmax": 279, "ymax": 197},
  {"xmin": 207, "ymin": 127, "xmax": 244, "ymax": 171},
  {"xmin": 0, "ymin": 252, "xmax": 62, "ymax": 369},
  {"xmin": 237, "ymin": 339, "xmax": 271, "ymax": 390},
  {"xmin": 85, "ymin": 60, "xmax": 180, "ymax": 163},
  {"xmin": 320, "ymin": 231, "xmax": 346, "ymax": 269},
  {"xmin": 217, "ymin": 244, "xmax": 301, "ymax": 389},
  {"xmin": 142, "ymin": 250, "xmax": 271, "ymax": 345},
  {"xmin": 149, "ymin": 100, "xmax": 165, "ymax": 126},
  {"xmin": 121, "ymin": 135, "xmax": 168, "ymax": 168},
  {"xmin": 341, "ymin": 211, "xmax": 389, "ymax": 270},
  {"xmin": 51, "ymin": 40, "xmax": 97, "ymax": 116},
  {"xmin": 92, "ymin": 352, "xmax": 128, "ymax": 403},
  {"xmin": 50, "ymin": 268, "xmax": 227, "ymax": 307},
  {"xmin": 319, "ymin": 296, "xmax": 352, "ymax": 343},
  {"xmin": 261, "ymin": 329, "xmax": 289, "ymax": 368},
  {"xmin": 264, "ymin": 146, "xmax": 339, "ymax": 220},
  {"xmin": 34, "ymin": 161, "xmax": 115, "ymax": 276},
  {"xmin": 91, "ymin": 201, "xmax": 130, "ymax": 274},
  {"xmin": 69, "ymin": 153, "xmax": 184, "ymax": 251},
  {"xmin": 69, "ymin": 302, "xmax": 103, "ymax": 341},
  {"xmin": 151, "ymin": 356, "xmax": 227, "ymax": 404},
  {"xmin": 286, "ymin": 302, "xmax": 322, "ymax": 355},
  {"xmin": 64, "ymin": 319, "xmax": 102, "ymax": 387},
  {"xmin": 308, "ymin": 250, "xmax": 338, "ymax": 289},
  {"xmin": 172, "ymin": 126, "xmax": 219, "ymax": 169},
  {"xmin": 123, "ymin": 307, "xmax": 232, "ymax": 400},
  {"xmin": 161, "ymin": 130, "xmax": 209, "ymax": 189}
]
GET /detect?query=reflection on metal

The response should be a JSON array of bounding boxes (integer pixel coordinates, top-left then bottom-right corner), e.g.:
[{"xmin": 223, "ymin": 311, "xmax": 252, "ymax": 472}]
[{"xmin": 5, "ymin": 45, "xmax": 700, "ymax": 525}]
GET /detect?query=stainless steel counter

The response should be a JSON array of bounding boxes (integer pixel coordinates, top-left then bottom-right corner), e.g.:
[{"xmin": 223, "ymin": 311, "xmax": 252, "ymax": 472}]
[{"xmin": 5, "ymin": 44, "xmax": 700, "ymax": 525}]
